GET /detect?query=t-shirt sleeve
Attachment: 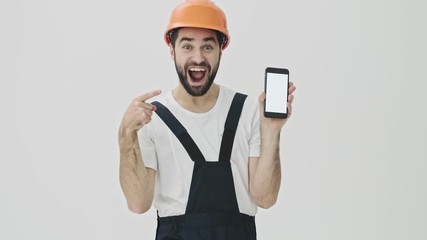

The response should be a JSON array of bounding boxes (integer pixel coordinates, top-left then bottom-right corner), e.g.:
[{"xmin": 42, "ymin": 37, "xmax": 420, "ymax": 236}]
[
  {"xmin": 248, "ymin": 97, "xmax": 261, "ymax": 157},
  {"xmin": 138, "ymin": 125, "xmax": 158, "ymax": 171}
]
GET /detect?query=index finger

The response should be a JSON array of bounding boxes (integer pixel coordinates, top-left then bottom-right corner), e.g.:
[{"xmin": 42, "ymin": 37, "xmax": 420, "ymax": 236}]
[
  {"xmin": 134, "ymin": 89, "xmax": 162, "ymax": 102},
  {"xmin": 288, "ymin": 82, "xmax": 296, "ymax": 94}
]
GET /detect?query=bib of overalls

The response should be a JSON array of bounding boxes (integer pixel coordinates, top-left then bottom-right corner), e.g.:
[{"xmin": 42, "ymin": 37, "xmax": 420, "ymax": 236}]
[{"xmin": 152, "ymin": 93, "xmax": 256, "ymax": 240}]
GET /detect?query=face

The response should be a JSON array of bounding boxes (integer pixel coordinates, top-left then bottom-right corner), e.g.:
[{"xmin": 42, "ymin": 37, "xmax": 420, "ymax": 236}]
[{"xmin": 171, "ymin": 28, "xmax": 222, "ymax": 96}]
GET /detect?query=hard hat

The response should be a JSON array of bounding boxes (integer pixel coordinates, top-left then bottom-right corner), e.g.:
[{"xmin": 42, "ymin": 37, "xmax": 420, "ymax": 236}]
[{"xmin": 164, "ymin": 0, "xmax": 230, "ymax": 49}]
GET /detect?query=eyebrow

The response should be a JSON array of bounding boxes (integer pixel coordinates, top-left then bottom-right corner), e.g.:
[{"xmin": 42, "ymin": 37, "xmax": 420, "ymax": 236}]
[{"xmin": 179, "ymin": 37, "xmax": 217, "ymax": 44}]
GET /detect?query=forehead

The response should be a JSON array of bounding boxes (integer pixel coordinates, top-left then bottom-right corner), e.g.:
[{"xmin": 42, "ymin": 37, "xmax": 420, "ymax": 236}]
[{"xmin": 177, "ymin": 27, "xmax": 217, "ymax": 40}]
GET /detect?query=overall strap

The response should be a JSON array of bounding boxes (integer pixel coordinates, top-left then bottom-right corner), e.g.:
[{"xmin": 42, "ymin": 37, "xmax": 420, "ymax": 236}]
[
  {"xmin": 218, "ymin": 93, "xmax": 247, "ymax": 162},
  {"xmin": 152, "ymin": 101, "xmax": 205, "ymax": 162}
]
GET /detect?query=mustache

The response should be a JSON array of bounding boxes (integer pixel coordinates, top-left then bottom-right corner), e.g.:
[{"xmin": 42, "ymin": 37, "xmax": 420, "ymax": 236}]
[{"xmin": 185, "ymin": 61, "xmax": 211, "ymax": 71}]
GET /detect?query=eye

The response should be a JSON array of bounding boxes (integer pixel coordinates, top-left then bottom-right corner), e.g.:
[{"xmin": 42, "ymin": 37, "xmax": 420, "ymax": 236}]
[
  {"xmin": 182, "ymin": 44, "xmax": 192, "ymax": 50},
  {"xmin": 203, "ymin": 45, "xmax": 214, "ymax": 51}
]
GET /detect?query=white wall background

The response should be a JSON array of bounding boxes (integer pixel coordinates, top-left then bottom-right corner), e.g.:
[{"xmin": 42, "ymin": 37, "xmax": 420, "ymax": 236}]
[{"xmin": 1, "ymin": 0, "xmax": 426, "ymax": 239}]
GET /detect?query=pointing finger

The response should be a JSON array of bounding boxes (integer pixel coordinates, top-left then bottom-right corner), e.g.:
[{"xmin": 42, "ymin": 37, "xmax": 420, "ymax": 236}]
[{"xmin": 134, "ymin": 89, "xmax": 162, "ymax": 103}]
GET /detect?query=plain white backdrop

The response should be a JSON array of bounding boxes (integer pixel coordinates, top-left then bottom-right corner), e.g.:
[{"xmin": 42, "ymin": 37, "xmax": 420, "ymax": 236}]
[{"xmin": 1, "ymin": 0, "xmax": 426, "ymax": 239}]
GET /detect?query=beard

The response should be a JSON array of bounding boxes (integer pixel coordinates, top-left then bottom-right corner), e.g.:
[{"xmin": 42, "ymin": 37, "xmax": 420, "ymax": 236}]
[{"xmin": 174, "ymin": 53, "xmax": 221, "ymax": 97}]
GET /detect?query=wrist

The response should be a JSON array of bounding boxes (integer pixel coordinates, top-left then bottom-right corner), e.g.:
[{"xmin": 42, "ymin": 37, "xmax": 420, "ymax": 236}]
[
  {"xmin": 119, "ymin": 126, "xmax": 137, "ymax": 146},
  {"xmin": 260, "ymin": 127, "xmax": 281, "ymax": 151},
  {"xmin": 260, "ymin": 126, "xmax": 281, "ymax": 140}
]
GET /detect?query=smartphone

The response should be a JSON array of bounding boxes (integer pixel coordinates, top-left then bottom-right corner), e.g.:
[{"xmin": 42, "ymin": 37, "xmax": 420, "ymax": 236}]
[{"xmin": 264, "ymin": 67, "xmax": 290, "ymax": 119}]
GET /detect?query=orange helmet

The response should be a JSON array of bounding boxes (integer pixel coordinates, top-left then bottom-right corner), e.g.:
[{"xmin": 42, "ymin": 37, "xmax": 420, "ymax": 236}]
[{"xmin": 164, "ymin": 0, "xmax": 230, "ymax": 49}]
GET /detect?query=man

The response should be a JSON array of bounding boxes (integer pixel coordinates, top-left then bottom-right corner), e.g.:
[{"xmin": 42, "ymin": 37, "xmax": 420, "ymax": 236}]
[{"xmin": 119, "ymin": 0, "xmax": 296, "ymax": 239}]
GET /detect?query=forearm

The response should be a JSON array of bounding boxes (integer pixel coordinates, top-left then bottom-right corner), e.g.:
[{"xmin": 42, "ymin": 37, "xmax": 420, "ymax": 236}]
[
  {"xmin": 119, "ymin": 128, "xmax": 154, "ymax": 213},
  {"xmin": 250, "ymin": 129, "xmax": 282, "ymax": 208}
]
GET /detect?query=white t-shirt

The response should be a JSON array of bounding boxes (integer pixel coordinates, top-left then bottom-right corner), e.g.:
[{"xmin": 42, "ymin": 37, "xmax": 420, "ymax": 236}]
[{"xmin": 139, "ymin": 85, "xmax": 260, "ymax": 217}]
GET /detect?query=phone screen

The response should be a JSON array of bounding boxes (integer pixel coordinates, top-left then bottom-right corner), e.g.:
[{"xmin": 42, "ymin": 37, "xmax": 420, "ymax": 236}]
[{"xmin": 265, "ymin": 71, "xmax": 289, "ymax": 116}]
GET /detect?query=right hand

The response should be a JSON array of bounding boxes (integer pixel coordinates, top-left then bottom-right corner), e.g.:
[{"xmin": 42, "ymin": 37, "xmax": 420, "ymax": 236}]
[{"xmin": 120, "ymin": 90, "xmax": 162, "ymax": 134}]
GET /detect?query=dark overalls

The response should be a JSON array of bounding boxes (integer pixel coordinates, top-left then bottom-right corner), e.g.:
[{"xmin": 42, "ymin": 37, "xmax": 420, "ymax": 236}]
[{"xmin": 152, "ymin": 93, "xmax": 257, "ymax": 240}]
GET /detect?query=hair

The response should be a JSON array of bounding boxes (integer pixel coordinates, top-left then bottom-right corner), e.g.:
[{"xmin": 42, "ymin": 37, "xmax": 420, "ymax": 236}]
[{"xmin": 168, "ymin": 28, "xmax": 227, "ymax": 48}]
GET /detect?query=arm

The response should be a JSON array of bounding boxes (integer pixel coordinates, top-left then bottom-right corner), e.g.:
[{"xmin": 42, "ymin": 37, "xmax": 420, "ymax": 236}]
[
  {"xmin": 119, "ymin": 90, "xmax": 161, "ymax": 214},
  {"xmin": 249, "ymin": 82, "xmax": 296, "ymax": 209}
]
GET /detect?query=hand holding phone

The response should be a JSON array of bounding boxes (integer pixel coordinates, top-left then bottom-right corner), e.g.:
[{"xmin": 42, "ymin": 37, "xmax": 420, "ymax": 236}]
[{"xmin": 264, "ymin": 67, "xmax": 290, "ymax": 119}]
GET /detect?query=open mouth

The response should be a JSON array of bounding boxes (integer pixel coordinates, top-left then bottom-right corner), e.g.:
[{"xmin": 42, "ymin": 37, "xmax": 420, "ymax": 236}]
[{"xmin": 188, "ymin": 67, "xmax": 207, "ymax": 83}]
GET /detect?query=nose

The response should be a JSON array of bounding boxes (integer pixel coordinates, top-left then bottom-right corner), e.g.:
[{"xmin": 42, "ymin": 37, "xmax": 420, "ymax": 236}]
[{"xmin": 192, "ymin": 48, "xmax": 205, "ymax": 64}]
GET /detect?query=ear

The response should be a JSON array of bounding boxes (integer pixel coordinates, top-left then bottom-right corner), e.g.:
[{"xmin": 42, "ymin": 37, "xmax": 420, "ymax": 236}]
[{"xmin": 169, "ymin": 43, "xmax": 174, "ymax": 60}]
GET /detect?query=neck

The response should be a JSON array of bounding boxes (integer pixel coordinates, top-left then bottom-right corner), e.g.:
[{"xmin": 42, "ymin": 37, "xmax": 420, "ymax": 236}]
[{"xmin": 172, "ymin": 84, "xmax": 220, "ymax": 113}]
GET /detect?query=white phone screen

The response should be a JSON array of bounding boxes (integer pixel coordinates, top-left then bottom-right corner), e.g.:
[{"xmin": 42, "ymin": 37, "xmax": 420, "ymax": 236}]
[{"xmin": 265, "ymin": 72, "xmax": 289, "ymax": 114}]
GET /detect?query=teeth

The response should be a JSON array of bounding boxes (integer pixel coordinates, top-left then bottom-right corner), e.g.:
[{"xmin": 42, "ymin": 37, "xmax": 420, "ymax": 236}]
[{"xmin": 189, "ymin": 68, "xmax": 206, "ymax": 72}]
